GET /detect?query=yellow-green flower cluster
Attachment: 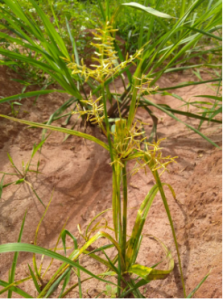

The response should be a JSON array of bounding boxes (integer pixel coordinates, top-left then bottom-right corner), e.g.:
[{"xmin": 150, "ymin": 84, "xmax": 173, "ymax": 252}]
[
  {"xmin": 111, "ymin": 120, "xmax": 177, "ymax": 174},
  {"xmin": 72, "ymin": 93, "xmax": 106, "ymax": 133},
  {"xmin": 135, "ymin": 138, "xmax": 178, "ymax": 176},
  {"xmin": 111, "ymin": 119, "xmax": 146, "ymax": 167},
  {"xmin": 134, "ymin": 74, "xmax": 159, "ymax": 96},
  {"xmin": 64, "ymin": 21, "xmax": 143, "ymax": 83}
]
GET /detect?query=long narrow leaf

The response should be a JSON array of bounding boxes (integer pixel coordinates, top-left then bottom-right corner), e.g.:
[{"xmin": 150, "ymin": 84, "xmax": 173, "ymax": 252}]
[
  {"xmin": 28, "ymin": 265, "xmax": 41, "ymax": 293},
  {"xmin": 0, "ymin": 90, "xmax": 65, "ymax": 105},
  {"xmin": 0, "ymin": 280, "xmax": 33, "ymax": 298},
  {"xmin": 8, "ymin": 211, "xmax": 27, "ymax": 298},
  {"xmin": 0, "ymin": 243, "xmax": 116, "ymax": 286},
  {"xmin": 187, "ymin": 272, "xmax": 210, "ymax": 298},
  {"xmin": 122, "ymin": 2, "xmax": 175, "ymax": 19},
  {"xmin": 141, "ymin": 98, "xmax": 221, "ymax": 149},
  {"xmin": 0, "ymin": 115, "xmax": 110, "ymax": 151}
]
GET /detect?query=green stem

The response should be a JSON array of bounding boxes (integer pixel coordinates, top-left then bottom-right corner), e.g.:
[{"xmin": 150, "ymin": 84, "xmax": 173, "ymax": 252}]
[
  {"xmin": 122, "ymin": 162, "xmax": 128, "ymax": 266},
  {"xmin": 127, "ymin": 59, "xmax": 143, "ymax": 128},
  {"xmin": 101, "ymin": 82, "xmax": 114, "ymax": 161},
  {"xmin": 102, "ymin": 82, "xmax": 122, "ymax": 296},
  {"xmin": 77, "ymin": 260, "xmax": 82, "ymax": 298}
]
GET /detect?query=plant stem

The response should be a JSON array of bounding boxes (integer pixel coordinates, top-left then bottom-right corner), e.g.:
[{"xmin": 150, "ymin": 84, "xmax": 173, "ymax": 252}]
[
  {"xmin": 101, "ymin": 82, "xmax": 123, "ymax": 296},
  {"xmin": 122, "ymin": 161, "xmax": 128, "ymax": 265}
]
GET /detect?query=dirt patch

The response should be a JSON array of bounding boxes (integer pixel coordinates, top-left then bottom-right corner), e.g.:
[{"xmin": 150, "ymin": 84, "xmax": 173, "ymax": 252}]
[{"xmin": 0, "ymin": 65, "xmax": 222, "ymax": 298}]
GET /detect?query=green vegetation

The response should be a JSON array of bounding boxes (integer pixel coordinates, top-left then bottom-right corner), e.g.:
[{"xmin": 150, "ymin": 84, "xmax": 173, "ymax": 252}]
[{"xmin": 0, "ymin": 0, "xmax": 221, "ymax": 297}]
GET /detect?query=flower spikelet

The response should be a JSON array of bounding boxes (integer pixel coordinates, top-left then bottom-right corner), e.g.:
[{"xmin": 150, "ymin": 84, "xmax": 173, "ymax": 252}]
[
  {"xmin": 134, "ymin": 74, "xmax": 158, "ymax": 96},
  {"xmin": 72, "ymin": 93, "xmax": 105, "ymax": 130},
  {"xmin": 63, "ymin": 22, "xmax": 143, "ymax": 83},
  {"xmin": 135, "ymin": 138, "xmax": 178, "ymax": 176},
  {"xmin": 111, "ymin": 119, "xmax": 146, "ymax": 167}
]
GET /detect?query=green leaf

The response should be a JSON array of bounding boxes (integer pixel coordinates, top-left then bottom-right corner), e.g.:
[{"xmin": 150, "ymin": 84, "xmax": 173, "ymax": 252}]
[
  {"xmin": 0, "ymin": 115, "xmax": 110, "ymax": 151},
  {"xmin": 58, "ymin": 268, "xmax": 71, "ymax": 298},
  {"xmin": 31, "ymin": 137, "xmax": 48, "ymax": 159},
  {"xmin": 0, "ymin": 280, "xmax": 33, "ymax": 298},
  {"xmin": 28, "ymin": 264, "xmax": 41, "ymax": 293},
  {"xmin": 61, "ymin": 230, "xmax": 78, "ymax": 255},
  {"xmin": 122, "ymin": 2, "xmax": 175, "ymax": 19},
  {"xmin": 45, "ymin": 267, "xmax": 71, "ymax": 298},
  {"xmin": 31, "ymin": 188, "xmax": 46, "ymax": 208},
  {"xmin": 157, "ymin": 79, "xmax": 222, "ymax": 92},
  {"xmin": 15, "ymin": 178, "xmax": 25, "ymax": 184},
  {"xmin": 0, "ymin": 243, "xmax": 116, "ymax": 286},
  {"xmin": 184, "ymin": 25, "xmax": 222, "ymax": 41},
  {"xmin": 156, "ymin": 107, "xmax": 221, "ymax": 124},
  {"xmin": 187, "ymin": 272, "xmax": 210, "ymax": 298},
  {"xmin": 65, "ymin": 17, "xmax": 79, "ymax": 66},
  {"xmin": 0, "ymin": 174, "xmax": 5, "ymax": 198},
  {"xmin": 194, "ymin": 95, "xmax": 222, "ymax": 101},
  {"xmin": 0, "ymin": 90, "xmax": 66, "ymax": 104},
  {"xmin": 8, "ymin": 211, "xmax": 27, "ymax": 298},
  {"xmin": 141, "ymin": 98, "xmax": 221, "ymax": 149},
  {"xmin": 151, "ymin": 169, "xmax": 186, "ymax": 297}
]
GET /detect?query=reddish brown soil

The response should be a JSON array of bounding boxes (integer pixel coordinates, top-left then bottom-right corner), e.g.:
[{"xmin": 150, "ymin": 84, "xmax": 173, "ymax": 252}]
[{"xmin": 0, "ymin": 65, "xmax": 222, "ymax": 298}]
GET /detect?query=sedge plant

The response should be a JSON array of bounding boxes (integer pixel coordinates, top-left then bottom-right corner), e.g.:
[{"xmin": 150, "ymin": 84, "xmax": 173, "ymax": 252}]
[
  {"xmin": 0, "ymin": 21, "xmax": 211, "ymax": 298},
  {"xmin": 0, "ymin": 138, "xmax": 47, "ymax": 207}
]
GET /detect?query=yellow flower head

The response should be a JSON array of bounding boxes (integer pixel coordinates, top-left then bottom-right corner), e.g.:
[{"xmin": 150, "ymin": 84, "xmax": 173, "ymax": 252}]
[
  {"xmin": 111, "ymin": 119, "xmax": 146, "ymax": 167},
  {"xmin": 63, "ymin": 21, "xmax": 143, "ymax": 83},
  {"xmin": 72, "ymin": 93, "xmax": 105, "ymax": 131},
  {"xmin": 133, "ymin": 138, "xmax": 178, "ymax": 176}
]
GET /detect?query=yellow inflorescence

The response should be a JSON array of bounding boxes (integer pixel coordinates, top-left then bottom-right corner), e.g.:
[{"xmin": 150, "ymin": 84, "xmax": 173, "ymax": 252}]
[
  {"xmin": 65, "ymin": 23, "xmax": 176, "ymax": 175},
  {"xmin": 111, "ymin": 119, "xmax": 146, "ymax": 167},
  {"xmin": 134, "ymin": 138, "xmax": 178, "ymax": 176},
  {"xmin": 63, "ymin": 21, "xmax": 143, "ymax": 83},
  {"xmin": 72, "ymin": 93, "xmax": 106, "ymax": 133},
  {"xmin": 134, "ymin": 74, "xmax": 159, "ymax": 96}
]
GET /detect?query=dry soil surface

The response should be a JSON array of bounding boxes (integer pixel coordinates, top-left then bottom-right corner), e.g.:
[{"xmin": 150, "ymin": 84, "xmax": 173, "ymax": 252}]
[{"xmin": 0, "ymin": 65, "xmax": 222, "ymax": 298}]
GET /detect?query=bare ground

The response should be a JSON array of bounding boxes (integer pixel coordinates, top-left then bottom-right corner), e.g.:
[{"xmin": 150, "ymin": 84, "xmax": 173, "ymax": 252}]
[{"xmin": 0, "ymin": 65, "xmax": 222, "ymax": 298}]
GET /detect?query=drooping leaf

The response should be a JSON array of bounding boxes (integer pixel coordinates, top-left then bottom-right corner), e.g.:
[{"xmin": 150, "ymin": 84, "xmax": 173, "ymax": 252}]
[
  {"xmin": 0, "ymin": 115, "xmax": 110, "ymax": 151},
  {"xmin": 122, "ymin": 2, "xmax": 175, "ymax": 19}
]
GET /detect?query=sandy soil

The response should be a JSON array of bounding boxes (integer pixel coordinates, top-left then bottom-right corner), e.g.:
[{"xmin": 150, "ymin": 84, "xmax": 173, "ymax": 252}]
[{"xmin": 0, "ymin": 65, "xmax": 222, "ymax": 298}]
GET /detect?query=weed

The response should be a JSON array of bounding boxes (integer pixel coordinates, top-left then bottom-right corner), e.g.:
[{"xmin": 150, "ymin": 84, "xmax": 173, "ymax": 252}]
[
  {"xmin": 0, "ymin": 0, "xmax": 219, "ymax": 297},
  {"xmin": 0, "ymin": 138, "xmax": 47, "ymax": 207}
]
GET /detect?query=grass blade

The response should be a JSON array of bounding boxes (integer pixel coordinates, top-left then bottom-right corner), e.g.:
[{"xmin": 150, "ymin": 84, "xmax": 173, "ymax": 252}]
[
  {"xmin": 0, "ymin": 115, "xmax": 109, "ymax": 151},
  {"xmin": 141, "ymin": 98, "xmax": 221, "ymax": 149},
  {"xmin": 0, "ymin": 90, "xmax": 65, "ymax": 105},
  {"xmin": 152, "ymin": 169, "xmax": 186, "ymax": 297},
  {"xmin": 187, "ymin": 272, "xmax": 210, "ymax": 298},
  {"xmin": 122, "ymin": 2, "xmax": 175, "ymax": 19},
  {"xmin": 0, "ymin": 280, "xmax": 33, "ymax": 298},
  {"xmin": 0, "ymin": 174, "xmax": 5, "ymax": 198},
  {"xmin": 28, "ymin": 264, "xmax": 41, "ymax": 293},
  {"xmin": 61, "ymin": 230, "xmax": 82, "ymax": 297},
  {"xmin": 0, "ymin": 243, "xmax": 116, "ymax": 287},
  {"xmin": 45, "ymin": 267, "xmax": 71, "ymax": 298},
  {"xmin": 58, "ymin": 268, "xmax": 71, "ymax": 298},
  {"xmin": 8, "ymin": 211, "xmax": 27, "ymax": 298}
]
